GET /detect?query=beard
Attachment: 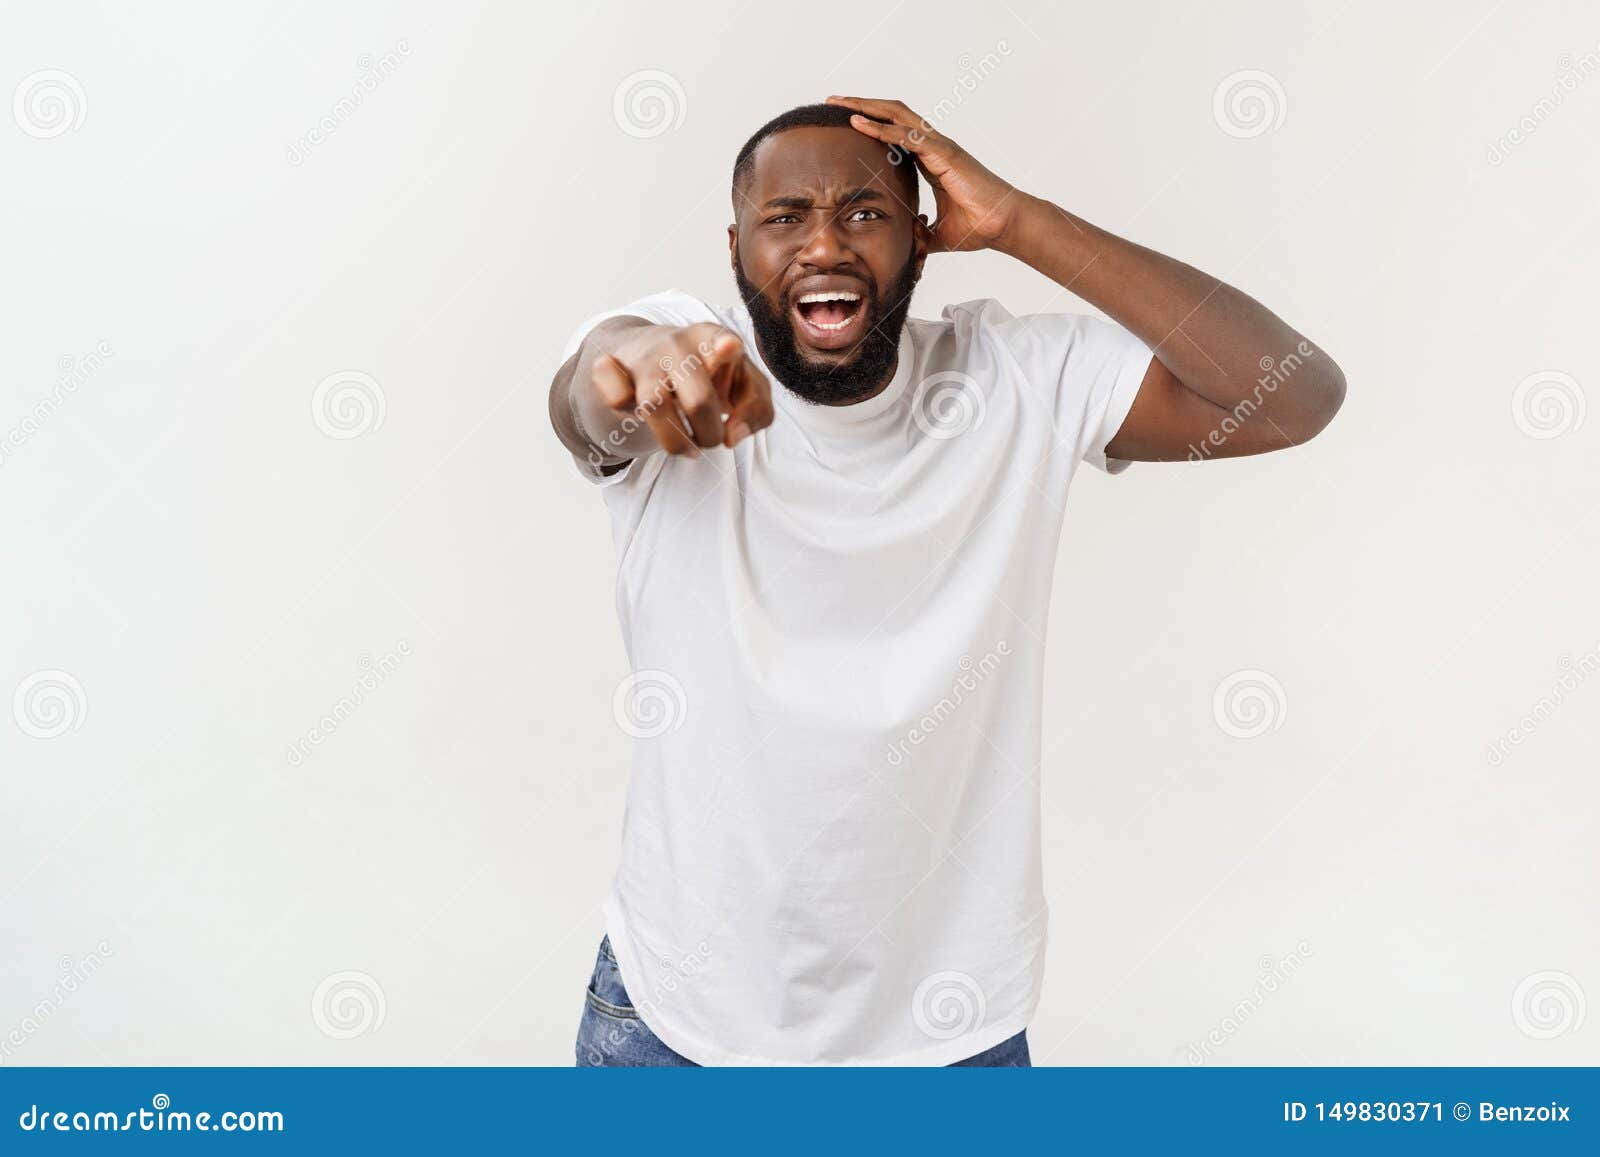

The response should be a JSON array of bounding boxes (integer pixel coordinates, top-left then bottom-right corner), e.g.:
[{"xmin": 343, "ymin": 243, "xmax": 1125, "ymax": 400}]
[{"xmin": 734, "ymin": 252, "xmax": 919, "ymax": 406}]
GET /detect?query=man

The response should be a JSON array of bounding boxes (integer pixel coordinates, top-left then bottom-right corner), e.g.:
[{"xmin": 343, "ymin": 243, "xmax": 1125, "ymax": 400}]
[{"xmin": 549, "ymin": 98, "xmax": 1344, "ymax": 1067}]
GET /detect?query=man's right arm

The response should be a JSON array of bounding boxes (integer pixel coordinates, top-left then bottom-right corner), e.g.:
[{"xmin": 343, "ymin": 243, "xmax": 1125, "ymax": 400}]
[{"xmin": 549, "ymin": 316, "xmax": 775, "ymax": 472}]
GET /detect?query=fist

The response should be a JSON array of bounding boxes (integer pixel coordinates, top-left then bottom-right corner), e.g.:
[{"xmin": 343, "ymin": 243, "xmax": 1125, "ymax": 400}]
[{"xmin": 591, "ymin": 323, "xmax": 774, "ymax": 456}]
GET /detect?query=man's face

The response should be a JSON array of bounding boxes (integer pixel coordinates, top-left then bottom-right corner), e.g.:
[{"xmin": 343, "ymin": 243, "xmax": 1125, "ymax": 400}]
[{"xmin": 730, "ymin": 125, "xmax": 927, "ymax": 405}]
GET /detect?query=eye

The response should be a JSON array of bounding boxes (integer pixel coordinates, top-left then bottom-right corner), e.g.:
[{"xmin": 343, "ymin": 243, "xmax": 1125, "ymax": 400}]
[
  {"xmin": 767, "ymin": 214, "xmax": 800, "ymax": 225},
  {"xmin": 848, "ymin": 208, "xmax": 885, "ymax": 222}
]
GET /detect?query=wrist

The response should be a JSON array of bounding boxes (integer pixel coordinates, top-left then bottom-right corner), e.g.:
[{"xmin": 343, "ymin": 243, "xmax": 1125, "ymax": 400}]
[{"xmin": 991, "ymin": 191, "xmax": 1051, "ymax": 259}]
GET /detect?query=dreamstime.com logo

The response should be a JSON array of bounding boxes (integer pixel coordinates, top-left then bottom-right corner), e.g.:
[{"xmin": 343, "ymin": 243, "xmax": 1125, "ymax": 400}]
[
  {"xmin": 1487, "ymin": 44, "xmax": 1600, "ymax": 166},
  {"xmin": 912, "ymin": 371, "xmax": 985, "ymax": 439},
  {"xmin": 1, "ymin": 340, "xmax": 113, "ymax": 468},
  {"xmin": 585, "ymin": 337, "xmax": 723, "ymax": 472},
  {"xmin": 1511, "ymin": 370, "xmax": 1585, "ymax": 440},
  {"xmin": 1212, "ymin": 668, "xmax": 1287, "ymax": 739},
  {"xmin": 882, "ymin": 41, "xmax": 1014, "ymax": 168},
  {"xmin": 311, "ymin": 970, "xmax": 387, "ymax": 1040},
  {"xmin": 0, "ymin": 941, "xmax": 113, "ymax": 1065},
  {"xmin": 1184, "ymin": 941, "xmax": 1314, "ymax": 1064},
  {"xmin": 1213, "ymin": 69, "xmax": 1287, "ymax": 139},
  {"xmin": 612, "ymin": 669, "xmax": 687, "ymax": 739},
  {"xmin": 285, "ymin": 642, "xmax": 411, "ymax": 766},
  {"xmin": 886, "ymin": 642, "xmax": 1010, "ymax": 765},
  {"xmin": 1511, "ymin": 970, "xmax": 1586, "ymax": 1040},
  {"xmin": 312, "ymin": 370, "xmax": 386, "ymax": 439},
  {"xmin": 12, "ymin": 69, "xmax": 86, "ymax": 139},
  {"xmin": 1188, "ymin": 341, "xmax": 1317, "ymax": 461},
  {"xmin": 12, "ymin": 670, "xmax": 88, "ymax": 740},
  {"xmin": 17, "ymin": 1094, "xmax": 283, "ymax": 1134},
  {"xmin": 612, "ymin": 69, "xmax": 686, "ymax": 139},
  {"xmin": 286, "ymin": 42, "xmax": 411, "ymax": 166},
  {"xmin": 911, "ymin": 970, "xmax": 987, "ymax": 1040},
  {"xmin": 1485, "ymin": 645, "xmax": 1600, "ymax": 766},
  {"xmin": 581, "ymin": 940, "xmax": 712, "ymax": 1065}
]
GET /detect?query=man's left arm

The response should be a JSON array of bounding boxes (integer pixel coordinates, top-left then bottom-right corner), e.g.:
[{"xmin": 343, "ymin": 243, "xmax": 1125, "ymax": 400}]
[
  {"xmin": 828, "ymin": 96, "xmax": 1346, "ymax": 461},
  {"xmin": 994, "ymin": 197, "xmax": 1346, "ymax": 461}
]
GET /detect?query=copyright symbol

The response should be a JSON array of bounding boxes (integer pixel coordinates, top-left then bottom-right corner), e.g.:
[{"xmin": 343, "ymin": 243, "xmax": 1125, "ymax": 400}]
[{"xmin": 1453, "ymin": 1102, "xmax": 1471, "ymax": 1121}]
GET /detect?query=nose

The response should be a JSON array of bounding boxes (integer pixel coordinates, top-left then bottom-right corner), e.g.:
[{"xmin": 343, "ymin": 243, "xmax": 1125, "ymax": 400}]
[{"xmin": 796, "ymin": 215, "xmax": 853, "ymax": 269}]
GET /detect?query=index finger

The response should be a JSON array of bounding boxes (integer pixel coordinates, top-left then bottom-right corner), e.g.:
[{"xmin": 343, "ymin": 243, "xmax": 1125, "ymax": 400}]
[
  {"xmin": 722, "ymin": 353, "xmax": 774, "ymax": 447},
  {"xmin": 824, "ymin": 95, "xmax": 928, "ymax": 132},
  {"xmin": 702, "ymin": 330, "xmax": 747, "ymax": 399}
]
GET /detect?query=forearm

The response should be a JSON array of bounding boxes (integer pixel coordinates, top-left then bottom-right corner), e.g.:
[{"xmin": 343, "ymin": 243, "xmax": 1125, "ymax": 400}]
[{"xmin": 996, "ymin": 194, "xmax": 1345, "ymax": 436}]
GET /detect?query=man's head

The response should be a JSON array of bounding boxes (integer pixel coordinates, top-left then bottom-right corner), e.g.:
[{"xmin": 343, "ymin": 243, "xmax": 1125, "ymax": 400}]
[{"xmin": 729, "ymin": 103, "xmax": 929, "ymax": 406}]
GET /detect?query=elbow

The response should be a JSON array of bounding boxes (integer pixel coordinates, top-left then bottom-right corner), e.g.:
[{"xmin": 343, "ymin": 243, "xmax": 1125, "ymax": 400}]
[{"xmin": 1285, "ymin": 361, "xmax": 1346, "ymax": 446}]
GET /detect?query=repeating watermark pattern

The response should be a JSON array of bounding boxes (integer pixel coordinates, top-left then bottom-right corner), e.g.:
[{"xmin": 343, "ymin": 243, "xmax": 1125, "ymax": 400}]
[
  {"xmin": 285, "ymin": 642, "xmax": 411, "ymax": 766},
  {"xmin": 1187, "ymin": 341, "xmax": 1317, "ymax": 462},
  {"xmin": 911, "ymin": 970, "xmax": 986, "ymax": 1040},
  {"xmin": 1486, "ymin": 645, "xmax": 1600, "ymax": 766},
  {"xmin": 1, "ymin": 340, "xmax": 113, "ymax": 468},
  {"xmin": 13, "ymin": 69, "xmax": 86, "ymax": 139},
  {"xmin": 883, "ymin": 41, "xmax": 1014, "ymax": 167},
  {"xmin": 1212, "ymin": 69, "xmax": 1287, "ymax": 139},
  {"xmin": 311, "ymin": 970, "xmax": 386, "ymax": 1039},
  {"xmin": 12, "ymin": 669, "xmax": 88, "ymax": 740},
  {"xmin": 911, "ymin": 370, "xmax": 985, "ymax": 439},
  {"xmin": 612, "ymin": 670, "xmax": 687, "ymax": 739},
  {"xmin": 612, "ymin": 70, "xmax": 686, "ymax": 139},
  {"xmin": 1212, "ymin": 668, "xmax": 1287, "ymax": 739},
  {"xmin": 311, "ymin": 370, "xmax": 386, "ymax": 439},
  {"xmin": 0, "ymin": 941, "xmax": 113, "ymax": 1065},
  {"xmin": 1184, "ymin": 941, "xmax": 1314, "ymax": 1065},
  {"xmin": 581, "ymin": 940, "xmax": 712, "ymax": 1065},
  {"xmin": 886, "ymin": 641, "xmax": 1011, "ymax": 766},
  {"xmin": 1510, "ymin": 970, "xmax": 1586, "ymax": 1040},
  {"xmin": 1511, "ymin": 370, "xmax": 1586, "ymax": 439},
  {"xmin": 286, "ymin": 42, "xmax": 411, "ymax": 166},
  {"xmin": 584, "ymin": 337, "xmax": 721, "ymax": 472},
  {"xmin": 1488, "ymin": 45, "xmax": 1600, "ymax": 166}
]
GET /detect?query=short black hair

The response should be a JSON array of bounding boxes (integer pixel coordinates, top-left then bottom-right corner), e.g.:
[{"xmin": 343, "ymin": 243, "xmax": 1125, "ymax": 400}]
[{"xmin": 731, "ymin": 102, "xmax": 919, "ymax": 214}]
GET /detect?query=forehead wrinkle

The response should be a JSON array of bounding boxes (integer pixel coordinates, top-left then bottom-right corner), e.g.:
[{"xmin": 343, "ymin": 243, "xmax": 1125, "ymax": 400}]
[
  {"xmin": 752, "ymin": 159, "xmax": 898, "ymax": 207},
  {"xmin": 762, "ymin": 186, "xmax": 890, "ymax": 212},
  {"xmin": 750, "ymin": 168, "xmax": 911, "ymax": 219}
]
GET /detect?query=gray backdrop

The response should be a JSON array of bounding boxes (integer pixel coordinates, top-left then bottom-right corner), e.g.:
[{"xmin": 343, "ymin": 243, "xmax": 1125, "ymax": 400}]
[{"xmin": 3, "ymin": 0, "xmax": 1595, "ymax": 1065}]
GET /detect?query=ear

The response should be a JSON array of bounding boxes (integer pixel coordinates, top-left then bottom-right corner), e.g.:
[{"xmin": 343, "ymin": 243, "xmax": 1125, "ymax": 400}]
[
  {"xmin": 727, "ymin": 224, "xmax": 738, "ymax": 273},
  {"xmin": 912, "ymin": 213, "xmax": 932, "ymax": 279}
]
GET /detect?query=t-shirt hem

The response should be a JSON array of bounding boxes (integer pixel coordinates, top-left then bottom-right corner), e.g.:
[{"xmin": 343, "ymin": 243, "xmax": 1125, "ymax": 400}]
[{"xmin": 602, "ymin": 892, "xmax": 1038, "ymax": 1067}]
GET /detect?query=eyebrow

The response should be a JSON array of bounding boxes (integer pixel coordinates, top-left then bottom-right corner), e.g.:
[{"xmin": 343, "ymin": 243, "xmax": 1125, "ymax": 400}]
[{"xmin": 761, "ymin": 186, "xmax": 888, "ymax": 211}]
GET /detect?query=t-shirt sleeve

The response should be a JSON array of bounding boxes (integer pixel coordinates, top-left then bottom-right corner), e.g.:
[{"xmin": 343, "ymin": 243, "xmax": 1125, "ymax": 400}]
[
  {"xmin": 557, "ymin": 287, "xmax": 721, "ymax": 488},
  {"xmin": 987, "ymin": 305, "xmax": 1154, "ymax": 475}
]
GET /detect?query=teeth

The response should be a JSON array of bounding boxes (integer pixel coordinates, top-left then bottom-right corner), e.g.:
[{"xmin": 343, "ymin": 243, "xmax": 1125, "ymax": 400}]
[{"xmin": 797, "ymin": 291, "xmax": 862, "ymax": 304}]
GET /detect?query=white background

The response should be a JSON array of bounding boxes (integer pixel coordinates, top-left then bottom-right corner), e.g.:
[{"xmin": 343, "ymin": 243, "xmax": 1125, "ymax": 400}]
[{"xmin": 3, "ymin": 0, "xmax": 1596, "ymax": 1065}]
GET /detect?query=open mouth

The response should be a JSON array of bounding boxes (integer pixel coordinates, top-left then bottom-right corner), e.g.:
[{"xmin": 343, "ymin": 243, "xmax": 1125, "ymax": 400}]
[{"xmin": 792, "ymin": 291, "xmax": 867, "ymax": 351}]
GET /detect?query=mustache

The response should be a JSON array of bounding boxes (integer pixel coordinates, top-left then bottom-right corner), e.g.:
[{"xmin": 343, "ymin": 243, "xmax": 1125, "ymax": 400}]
[{"xmin": 732, "ymin": 255, "xmax": 918, "ymax": 406}]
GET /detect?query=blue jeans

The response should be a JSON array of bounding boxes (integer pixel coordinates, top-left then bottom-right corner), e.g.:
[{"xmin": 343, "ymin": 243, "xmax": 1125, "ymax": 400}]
[{"xmin": 575, "ymin": 935, "xmax": 1031, "ymax": 1067}]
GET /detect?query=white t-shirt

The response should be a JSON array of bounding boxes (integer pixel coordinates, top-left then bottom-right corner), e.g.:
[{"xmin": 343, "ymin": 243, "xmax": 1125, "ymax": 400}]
[{"xmin": 559, "ymin": 287, "xmax": 1152, "ymax": 1065}]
